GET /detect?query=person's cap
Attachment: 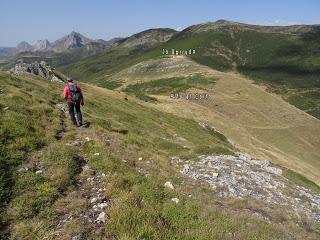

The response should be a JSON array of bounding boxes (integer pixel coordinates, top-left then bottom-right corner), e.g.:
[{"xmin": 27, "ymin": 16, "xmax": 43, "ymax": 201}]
[{"xmin": 67, "ymin": 78, "xmax": 73, "ymax": 82}]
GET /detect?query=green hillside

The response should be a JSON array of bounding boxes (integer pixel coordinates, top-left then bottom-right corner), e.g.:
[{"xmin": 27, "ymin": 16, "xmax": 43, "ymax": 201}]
[
  {"xmin": 2, "ymin": 72, "xmax": 320, "ymax": 239},
  {"xmin": 149, "ymin": 23, "xmax": 320, "ymax": 118},
  {"xmin": 57, "ymin": 22, "xmax": 320, "ymax": 119}
]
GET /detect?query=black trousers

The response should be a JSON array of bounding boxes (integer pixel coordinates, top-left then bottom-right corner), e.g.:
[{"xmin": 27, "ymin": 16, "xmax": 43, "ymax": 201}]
[{"xmin": 68, "ymin": 102, "xmax": 82, "ymax": 125}]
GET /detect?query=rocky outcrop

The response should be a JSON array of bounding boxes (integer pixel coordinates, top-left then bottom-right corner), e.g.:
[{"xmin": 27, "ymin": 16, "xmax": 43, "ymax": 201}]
[
  {"xmin": 172, "ymin": 153, "xmax": 320, "ymax": 222},
  {"xmin": 16, "ymin": 41, "xmax": 34, "ymax": 52},
  {"xmin": 34, "ymin": 39, "xmax": 51, "ymax": 51},
  {"xmin": 121, "ymin": 28, "xmax": 177, "ymax": 49},
  {"xmin": 0, "ymin": 32, "xmax": 122, "ymax": 59},
  {"xmin": 10, "ymin": 61, "xmax": 63, "ymax": 82},
  {"xmin": 52, "ymin": 31, "xmax": 92, "ymax": 51}
]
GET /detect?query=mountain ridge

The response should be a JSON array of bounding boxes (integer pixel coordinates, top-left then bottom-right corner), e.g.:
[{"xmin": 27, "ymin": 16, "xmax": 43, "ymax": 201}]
[{"xmin": 0, "ymin": 32, "xmax": 124, "ymax": 59}]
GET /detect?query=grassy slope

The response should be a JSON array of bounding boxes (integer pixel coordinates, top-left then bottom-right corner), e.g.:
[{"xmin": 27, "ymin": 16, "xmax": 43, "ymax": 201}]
[
  {"xmin": 156, "ymin": 25, "xmax": 320, "ymax": 119},
  {"xmin": 60, "ymin": 24, "xmax": 320, "ymax": 119},
  {"xmin": 82, "ymin": 51, "xmax": 320, "ymax": 185},
  {"xmin": 59, "ymin": 45, "xmax": 159, "ymax": 85},
  {"xmin": 144, "ymin": 69, "xmax": 320, "ymax": 185},
  {"xmin": 1, "ymin": 72, "xmax": 319, "ymax": 239}
]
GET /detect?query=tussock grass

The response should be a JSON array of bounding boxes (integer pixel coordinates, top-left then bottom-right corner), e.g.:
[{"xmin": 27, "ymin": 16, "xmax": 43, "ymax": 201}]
[
  {"xmin": 1, "ymin": 71, "xmax": 319, "ymax": 239},
  {"xmin": 284, "ymin": 169, "xmax": 320, "ymax": 193}
]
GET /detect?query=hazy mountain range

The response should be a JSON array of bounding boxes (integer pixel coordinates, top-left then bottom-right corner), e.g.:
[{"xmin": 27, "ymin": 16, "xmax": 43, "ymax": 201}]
[{"xmin": 0, "ymin": 31, "xmax": 123, "ymax": 59}]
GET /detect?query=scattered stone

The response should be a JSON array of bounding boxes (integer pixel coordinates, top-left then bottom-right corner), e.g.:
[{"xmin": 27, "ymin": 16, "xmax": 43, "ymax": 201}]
[
  {"xmin": 17, "ymin": 167, "xmax": 29, "ymax": 173},
  {"xmin": 171, "ymin": 156, "xmax": 182, "ymax": 163},
  {"xmin": 181, "ymin": 164, "xmax": 192, "ymax": 174},
  {"xmin": 171, "ymin": 198, "xmax": 180, "ymax": 204},
  {"xmin": 35, "ymin": 170, "xmax": 43, "ymax": 174},
  {"xmin": 93, "ymin": 153, "xmax": 100, "ymax": 156},
  {"xmin": 95, "ymin": 212, "xmax": 106, "ymax": 223},
  {"xmin": 66, "ymin": 140, "xmax": 81, "ymax": 147},
  {"xmin": 3, "ymin": 107, "xmax": 9, "ymax": 111},
  {"xmin": 265, "ymin": 166, "xmax": 282, "ymax": 175},
  {"xmin": 56, "ymin": 103, "xmax": 68, "ymax": 113},
  {"xmin": 138, "ymin": 157, "xmax": 143, "ymax": 161},
  {"xmin": 51, "ymin": 75, "xmax": 62, "ymax": 83},
  {"xmin": 122, "ymin": 159, "xmax": 127, "ymax": 163},
  {"xmin": 82, "ymin": 165, "xmax": 89, "ymax": 171},
  {"xmin": 101, "ymin": 173, "xmax": 106, "ymax": 177},
  {"xmin": 236, "ymin": 152, "xmax": 251, "ymax": 161},
  {"xmin": 71, "ymin": 234, "xmax": 82, "ymax": 240},
  {"xmin": 175, "ymin": 153, "xmax": 320, "ymax": 223},
  {"xmin": 212, "ymin": 172, "xmax": 219, "ymax": 178},
  {"xmin": 85, "ymin": 137, "xmax": 90, "ymax": 142},
  {"xmin": 250, "ymin": 159, "xmax": 269, "ymax": 167},
  {"xmin": 57, "ymin": 161, "xmax": 110, "ymax": 233},
  {"xmin": 164, "ymin": 181, "xmax": 174, "ymax": 190},
  {"xmin": 97, "ymin": 202, "xmax": 108, "ymax": 209}
]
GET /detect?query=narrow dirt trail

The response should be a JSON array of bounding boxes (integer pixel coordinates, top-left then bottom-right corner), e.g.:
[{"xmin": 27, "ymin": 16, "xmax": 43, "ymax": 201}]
[{"xmin": 54, "ymin": 103, "xmax": 113, "ymax": 239}]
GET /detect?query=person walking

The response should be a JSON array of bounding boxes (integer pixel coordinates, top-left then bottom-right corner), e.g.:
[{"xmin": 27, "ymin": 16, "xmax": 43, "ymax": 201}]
[{"xmin": 63, "ymin": 78, "xmax": 84, "ymax": 127}]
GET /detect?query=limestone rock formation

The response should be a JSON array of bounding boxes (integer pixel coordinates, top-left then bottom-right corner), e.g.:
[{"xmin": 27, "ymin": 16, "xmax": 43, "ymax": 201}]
[
  {"xmin": 173, "ymin": 153, "xmax": 320, "ymax": 222},
  {"xmin": 10, "ymin": 61, "xmax": 63, "ymax": 82}
]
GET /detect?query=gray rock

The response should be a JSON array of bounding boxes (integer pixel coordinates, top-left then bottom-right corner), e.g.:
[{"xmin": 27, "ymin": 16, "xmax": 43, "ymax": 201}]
[
  {"xmin": 171, "ymin": 198, "xmax": 180, "ymax": 204},
  {"xmin": 17, "ymin": 167, "xmax": 29, "ymax": 173},
  {"xmin": 237, "ymin": 152, "xmax": 251, "ymax": 161},
  {"xmin": 181, "ymin": 164, "xmax": 192, "ymax": 174},
  {"xmin": 71, "ymin": 234, "xmax": 82, "ymax": 240},
  {"xmin": 264, "ymin": 166, "xmax": 282, "ymax": 175},
  {"xmin": 251, "ymin": 159, "xmax": 269, "ymax": 167},
  {"xmin": 122, "ymin": 29, "xmax": 175, "ymax": 49},
  {"xmin": 175, "ymin": 153, "xmax": 320, "ymax": 223},
  {"xmin": 66, "ymin": 139, "xmax": 81, "ymax": 147},
  {"xmin": 95, "ymin": 212, "xmax": 106, "ymax": 223},
  {"xmin": 212, "ymin": 172, "xmax": 219, "ymax": 178},
  {"xmin": 97, "ymin": 202, "xmax": 108, "ymax": 209},
  {"xmin": 10, "ymin": 61, "xmax": 63, "ymax": 83},
  {"xmin": 34, "ymin": 40, "xmax": 51, "ymax": 51},
  {"xmin": 51, "ymin": 75, "xmax": 63, "ymax": 83},
  {"xmin": 35, "ymin": 170, "xmax": 43, "ymax": 174},
  {"xmin": 164, "ymin": 181, "xmax": 174, "ymax": 190}
]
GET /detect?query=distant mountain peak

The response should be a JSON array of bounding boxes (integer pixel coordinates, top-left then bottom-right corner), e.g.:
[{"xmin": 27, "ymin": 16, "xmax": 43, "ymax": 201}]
[
  {"xmin": 52, "ymin": 32, "xmax": 92, "ymax": 50},
  {"xmin": 121, "ymin": 28, "xmax": 177, "ymax": 49},
  {"xmin": 34, "ymin": 39, "xmax": 51, "ymax": 51},
  {"xmin": 16, "ymin": 41, "xmax": 33, "ymax": 52},
  {"xmin": 215, "ymin": 19, "xmax": 231, "ymax": 24}
]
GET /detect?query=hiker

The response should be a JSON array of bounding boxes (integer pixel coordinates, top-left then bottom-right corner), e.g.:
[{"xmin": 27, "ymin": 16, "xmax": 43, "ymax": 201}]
[{"xmin": 63, "ymin": 78, "xmax": 84, "ymax": 126}]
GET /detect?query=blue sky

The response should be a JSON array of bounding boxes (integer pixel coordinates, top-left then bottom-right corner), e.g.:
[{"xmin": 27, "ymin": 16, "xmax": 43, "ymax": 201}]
[{"xmin": 0, "ymin": 0, "xmax": 319, "ymax": 46}]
